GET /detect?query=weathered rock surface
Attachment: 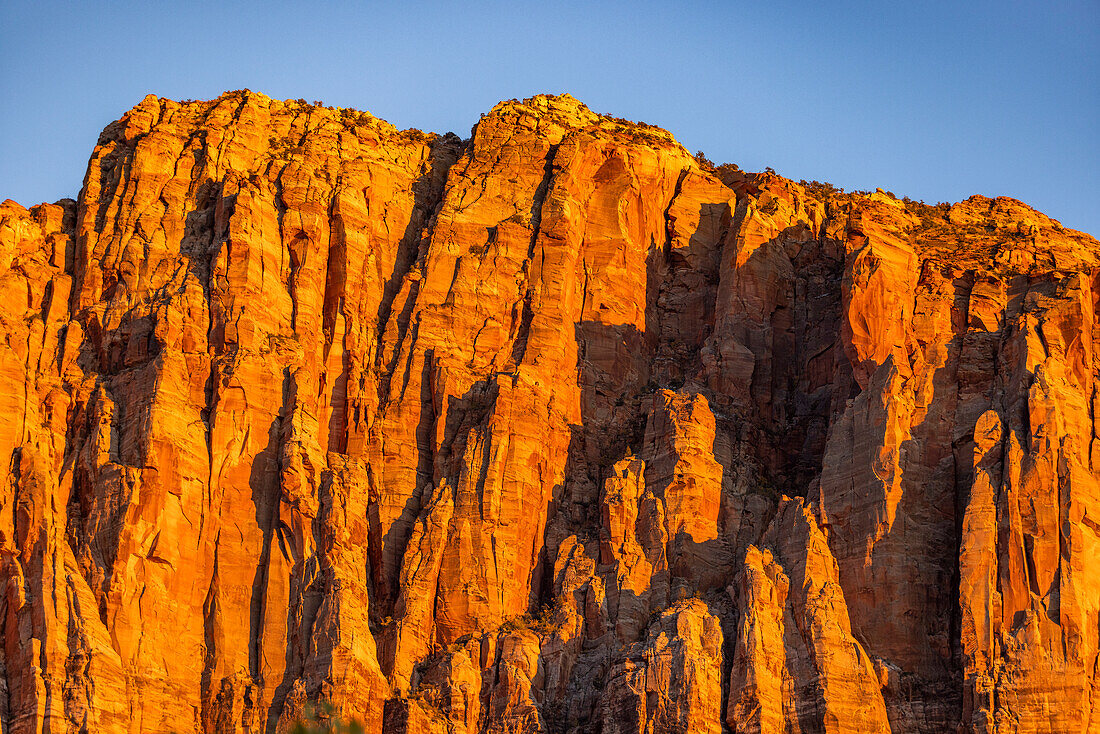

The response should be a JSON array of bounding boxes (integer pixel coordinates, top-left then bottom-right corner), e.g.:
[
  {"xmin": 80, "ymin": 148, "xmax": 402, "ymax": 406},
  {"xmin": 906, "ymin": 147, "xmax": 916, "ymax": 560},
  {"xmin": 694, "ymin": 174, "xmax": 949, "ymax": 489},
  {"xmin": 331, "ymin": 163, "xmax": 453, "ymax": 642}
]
[
  {"xmin": 1, "ymin": 91, "xmax": 1098, "ymax": 733},
  {"xmin": 729, "ymin": 497, "xmax": 889, "ymax": 733}
]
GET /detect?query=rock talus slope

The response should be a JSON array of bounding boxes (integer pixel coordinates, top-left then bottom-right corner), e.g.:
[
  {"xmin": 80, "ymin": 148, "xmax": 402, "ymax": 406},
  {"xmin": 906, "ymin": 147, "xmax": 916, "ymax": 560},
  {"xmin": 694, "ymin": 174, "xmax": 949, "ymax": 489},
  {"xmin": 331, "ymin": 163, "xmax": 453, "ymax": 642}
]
[{"xmin": 1, "ymin": 90, "xmax": 1099, "ymax": 733}]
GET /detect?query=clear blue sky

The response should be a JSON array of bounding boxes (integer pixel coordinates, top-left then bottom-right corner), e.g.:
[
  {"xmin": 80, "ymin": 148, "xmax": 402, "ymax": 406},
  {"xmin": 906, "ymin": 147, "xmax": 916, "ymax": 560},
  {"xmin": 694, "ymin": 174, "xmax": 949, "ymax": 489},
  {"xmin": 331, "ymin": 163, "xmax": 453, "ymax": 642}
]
[{"xmin": 2, "ymin": 1, "xmax": 1097, "ymax": 235}]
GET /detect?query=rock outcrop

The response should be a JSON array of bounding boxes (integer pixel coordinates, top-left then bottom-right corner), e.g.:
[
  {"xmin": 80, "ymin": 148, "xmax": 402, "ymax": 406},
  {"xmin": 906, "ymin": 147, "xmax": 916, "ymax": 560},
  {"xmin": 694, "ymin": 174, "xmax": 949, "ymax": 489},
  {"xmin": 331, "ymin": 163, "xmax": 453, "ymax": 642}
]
[{"xmin": 1, "ymin": 90, "xmax": 1098, "ymax": 733}]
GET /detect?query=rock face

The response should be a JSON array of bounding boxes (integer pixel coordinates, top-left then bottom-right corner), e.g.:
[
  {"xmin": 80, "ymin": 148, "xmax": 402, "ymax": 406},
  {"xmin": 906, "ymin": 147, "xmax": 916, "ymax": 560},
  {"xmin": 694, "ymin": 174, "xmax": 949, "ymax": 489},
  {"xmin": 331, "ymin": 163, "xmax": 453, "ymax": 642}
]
[{"xmin": 1, "ymin": 91, "xmax": 1098, "ymax": 733}]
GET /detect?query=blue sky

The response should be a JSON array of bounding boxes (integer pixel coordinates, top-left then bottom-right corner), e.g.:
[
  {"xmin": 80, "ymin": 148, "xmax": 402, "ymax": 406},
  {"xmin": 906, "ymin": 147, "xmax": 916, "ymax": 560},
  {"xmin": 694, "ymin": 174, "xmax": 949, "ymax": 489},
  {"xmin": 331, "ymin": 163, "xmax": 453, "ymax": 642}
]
[{"xmin": 2, "ymin": 0, "xmax": 1097, "ymax": 234}]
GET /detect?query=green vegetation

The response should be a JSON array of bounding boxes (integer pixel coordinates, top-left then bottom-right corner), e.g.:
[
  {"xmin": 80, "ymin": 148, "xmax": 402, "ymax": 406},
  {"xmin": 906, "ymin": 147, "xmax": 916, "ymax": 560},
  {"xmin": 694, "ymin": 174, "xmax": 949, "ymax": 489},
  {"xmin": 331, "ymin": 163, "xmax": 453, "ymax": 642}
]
[
  {"xmin": 799, "ymin": 179, "xmax": 841, "ymax": 200},
  {"xmin": 754, "ymin": 473, "xmax": 783, "ymax": 503},
  {"xmin": 267, "ymin": 134, "xmax": 306, "ymax": 157},
  {"xmin": 694, "ymin": 150, "xmax": 716, "ymax": 170},
  {"xmin": 500, "ymin": 598, "xmax": 568, "ymax": 635},
  {"xmin": 288, "ymin": 703, "xmax": 364, "ymax": 734},
  {"xmin": 694, "ymin": 150, "xmax": 743, "ymax": 179},
  {"xmin": 902, "ymin": 197, "xmax": 951, "ymax": 228}
]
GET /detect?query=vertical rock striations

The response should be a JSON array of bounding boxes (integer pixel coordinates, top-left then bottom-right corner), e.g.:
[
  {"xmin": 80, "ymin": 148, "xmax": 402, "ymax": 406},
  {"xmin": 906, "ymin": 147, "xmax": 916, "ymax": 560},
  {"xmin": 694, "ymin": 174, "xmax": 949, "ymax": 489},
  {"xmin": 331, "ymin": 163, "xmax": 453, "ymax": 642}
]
[{"xmin": 0, "ymin": 91, "xmax": 1097, "ymax": 733}]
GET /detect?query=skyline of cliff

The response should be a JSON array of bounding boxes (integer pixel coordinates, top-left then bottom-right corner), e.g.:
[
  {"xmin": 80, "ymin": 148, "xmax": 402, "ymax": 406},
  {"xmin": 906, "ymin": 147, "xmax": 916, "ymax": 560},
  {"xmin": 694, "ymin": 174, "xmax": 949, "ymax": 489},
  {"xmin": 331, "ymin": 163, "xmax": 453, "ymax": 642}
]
[{"xmin": 4, "ymin": 1, "xmax": 1096, "ymax": 238}]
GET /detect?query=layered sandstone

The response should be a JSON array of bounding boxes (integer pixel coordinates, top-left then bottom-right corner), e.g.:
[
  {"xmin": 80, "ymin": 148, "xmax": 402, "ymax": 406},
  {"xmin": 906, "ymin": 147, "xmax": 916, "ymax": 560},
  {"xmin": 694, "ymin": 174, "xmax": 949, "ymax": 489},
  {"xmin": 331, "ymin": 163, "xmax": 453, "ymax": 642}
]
[{"xmin": 1, "ymin": 91, "xmax": 1098, "ymax": 733}]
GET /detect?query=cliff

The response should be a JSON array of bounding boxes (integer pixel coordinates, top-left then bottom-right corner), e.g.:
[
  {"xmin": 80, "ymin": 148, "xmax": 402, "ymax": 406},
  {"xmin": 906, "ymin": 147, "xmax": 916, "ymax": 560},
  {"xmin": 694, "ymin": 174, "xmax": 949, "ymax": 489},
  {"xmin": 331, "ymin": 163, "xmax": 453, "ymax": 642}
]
[{"xmin": 1, "ymin": 90, "xmax": 1098, "ymax": 733}]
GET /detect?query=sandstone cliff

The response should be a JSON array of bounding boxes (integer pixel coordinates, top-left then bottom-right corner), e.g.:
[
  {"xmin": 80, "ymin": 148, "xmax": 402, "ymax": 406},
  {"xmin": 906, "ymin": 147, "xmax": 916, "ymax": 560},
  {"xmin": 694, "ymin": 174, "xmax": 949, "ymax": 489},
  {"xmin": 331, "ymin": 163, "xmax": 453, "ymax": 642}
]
[{"xmin": 1, "ymin": 91, "xmax": 1098, "ymax": 733}]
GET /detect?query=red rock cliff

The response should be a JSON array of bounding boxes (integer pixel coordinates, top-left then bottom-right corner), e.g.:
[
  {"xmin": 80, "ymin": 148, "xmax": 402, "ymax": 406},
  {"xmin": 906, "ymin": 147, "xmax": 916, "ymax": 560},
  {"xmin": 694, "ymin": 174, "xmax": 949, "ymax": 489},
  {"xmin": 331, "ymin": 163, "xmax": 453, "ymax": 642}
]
[{"xmin": 1, "ymin": 91, "xmax": 1098, "ymax": 733}]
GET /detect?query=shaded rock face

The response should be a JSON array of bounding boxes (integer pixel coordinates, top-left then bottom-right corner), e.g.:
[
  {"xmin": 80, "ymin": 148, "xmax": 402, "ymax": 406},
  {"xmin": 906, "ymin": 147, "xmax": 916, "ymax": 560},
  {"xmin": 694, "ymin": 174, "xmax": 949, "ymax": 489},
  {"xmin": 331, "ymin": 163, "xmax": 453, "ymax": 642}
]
[{"xmin": 0, "ymin": 90, "xmax": 1098, "ymax": 734}]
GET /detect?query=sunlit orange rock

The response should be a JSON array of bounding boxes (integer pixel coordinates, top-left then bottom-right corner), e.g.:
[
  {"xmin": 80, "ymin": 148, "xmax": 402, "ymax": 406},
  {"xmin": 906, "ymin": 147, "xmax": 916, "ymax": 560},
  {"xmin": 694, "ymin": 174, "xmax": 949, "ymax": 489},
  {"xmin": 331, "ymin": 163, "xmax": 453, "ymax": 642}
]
[
  {"xmin": 1, "ymin": 91, "xmax": 1098, "ymax": 733},
  {"xmin": 729, "ymin": 497, "xmax": 889, "ymax": 733}
]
